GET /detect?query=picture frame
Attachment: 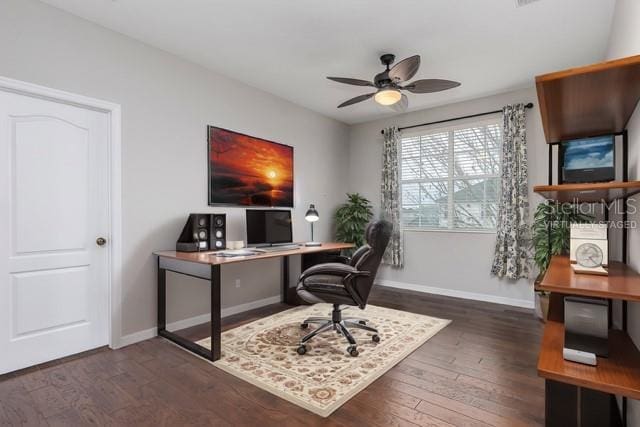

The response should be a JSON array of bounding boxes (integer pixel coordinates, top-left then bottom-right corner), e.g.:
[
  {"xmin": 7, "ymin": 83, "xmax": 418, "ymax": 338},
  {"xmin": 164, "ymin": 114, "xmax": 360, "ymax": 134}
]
[{"xmin": 207, "ymin": 126, "xmax": 294, "ymax": 207}]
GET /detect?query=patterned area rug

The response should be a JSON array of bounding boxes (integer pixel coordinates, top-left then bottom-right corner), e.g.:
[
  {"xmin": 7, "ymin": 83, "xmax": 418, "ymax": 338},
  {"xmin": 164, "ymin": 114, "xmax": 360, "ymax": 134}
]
[{"xmin": 196, "ymin": 304, "xmax": 450, "ymax": 417}]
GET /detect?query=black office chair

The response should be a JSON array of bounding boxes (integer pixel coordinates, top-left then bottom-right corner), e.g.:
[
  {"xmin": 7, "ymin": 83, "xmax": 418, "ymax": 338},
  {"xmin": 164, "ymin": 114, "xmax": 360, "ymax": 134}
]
[{"xmin": 295, "ymin": 220, "xmax": 392, "ymax": 357}]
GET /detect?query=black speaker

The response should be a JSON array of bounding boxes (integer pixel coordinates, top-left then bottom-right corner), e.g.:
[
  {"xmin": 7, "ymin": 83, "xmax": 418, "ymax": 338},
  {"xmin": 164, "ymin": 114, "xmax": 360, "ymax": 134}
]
[
  {"xmin": 176, "ymin": 213, "xmax": 226, "ymax": 252},
  {"xmin": 210, "ymin": 214, "xmax": 226, "ymax": 250}
]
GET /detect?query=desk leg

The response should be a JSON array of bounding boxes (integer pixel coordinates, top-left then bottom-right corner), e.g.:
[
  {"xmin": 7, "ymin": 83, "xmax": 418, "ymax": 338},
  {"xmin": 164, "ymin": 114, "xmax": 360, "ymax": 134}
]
[
  {"xmin": 282, "ymin": 255, "xmax": 290, "ymax": 304},
  {"xmin": 156, "ymin": 257, "xmax": 221, "ymax": 362},
  {"xmin": 158, "ymin": 260, "xmax": 166, "ymax": 332},
  {"xmin": 211, "ymin": 264, "xmax": 221, "ymax": 361}
]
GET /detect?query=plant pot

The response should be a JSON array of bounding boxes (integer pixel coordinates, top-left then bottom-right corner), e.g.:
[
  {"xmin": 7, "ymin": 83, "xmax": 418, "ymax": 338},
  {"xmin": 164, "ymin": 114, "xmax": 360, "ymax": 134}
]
[{"xmin": 534, "ymin": 292, "xmax": 550, "ymax": 322}]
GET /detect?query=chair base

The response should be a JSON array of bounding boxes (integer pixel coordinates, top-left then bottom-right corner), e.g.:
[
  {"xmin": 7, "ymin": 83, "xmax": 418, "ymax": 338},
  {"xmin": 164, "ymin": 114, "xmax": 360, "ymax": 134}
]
[{"xmin": 297, "ymin": 304, "xmax": 379, "ymax": 357}]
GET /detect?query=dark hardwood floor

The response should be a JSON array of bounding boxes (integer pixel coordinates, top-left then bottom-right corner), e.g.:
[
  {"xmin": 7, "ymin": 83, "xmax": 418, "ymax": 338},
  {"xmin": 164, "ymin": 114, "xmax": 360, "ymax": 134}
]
[{"xmin": 0, "ymin": 287, "xmax": 544, "ymax": 426}]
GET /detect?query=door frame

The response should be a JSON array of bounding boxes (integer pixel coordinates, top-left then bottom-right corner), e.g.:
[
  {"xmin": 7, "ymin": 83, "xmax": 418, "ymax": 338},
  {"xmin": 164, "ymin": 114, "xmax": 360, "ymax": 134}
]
[{"xmin": 0, "ymin": 76, "xmax": 123, "ymax": 350}]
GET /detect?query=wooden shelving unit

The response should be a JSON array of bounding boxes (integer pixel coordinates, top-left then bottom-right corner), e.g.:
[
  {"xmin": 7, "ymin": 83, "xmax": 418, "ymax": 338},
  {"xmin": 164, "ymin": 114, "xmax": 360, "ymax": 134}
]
[
  {"xmin": 533, "ymin": 181, "xmax": 640, "ymax": 203},
  {"xmin": 537, "ymin": 256, "xmax": 640, "ymax": 302},
  {"xmin": 536, "ymin": 55, "xmax": 640, "ymax": 143},
  {"xmin": 534, "ymin": 55, "xmax": 640, "ymax": 426},
  {"xmin": 537, "ymin": 256, "xmax": 640, "ymax": 399},
  {"xmin": 538, "ymin": 320, "xmax": 640, "ymax": 400}
]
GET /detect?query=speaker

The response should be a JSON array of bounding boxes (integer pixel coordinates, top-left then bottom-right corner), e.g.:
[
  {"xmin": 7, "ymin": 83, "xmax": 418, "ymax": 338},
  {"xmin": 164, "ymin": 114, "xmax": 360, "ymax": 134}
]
[
  {"xmin": 176, "ymin": 213, "xmax": 226, "ymax": 252},
  {"xmin": 210, "ymin": 214, "xmax": 226, "ymax": 250}
]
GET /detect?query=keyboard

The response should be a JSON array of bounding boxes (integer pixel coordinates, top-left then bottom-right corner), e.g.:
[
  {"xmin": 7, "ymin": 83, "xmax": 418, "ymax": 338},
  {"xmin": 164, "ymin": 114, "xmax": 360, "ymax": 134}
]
[
  {"xmin": 253, "ymin": 244, "xmax": 300, "ymax": 253},
  {"xmin": 214, "ymin": 249, "xmax": 259, "ymax": 257}
]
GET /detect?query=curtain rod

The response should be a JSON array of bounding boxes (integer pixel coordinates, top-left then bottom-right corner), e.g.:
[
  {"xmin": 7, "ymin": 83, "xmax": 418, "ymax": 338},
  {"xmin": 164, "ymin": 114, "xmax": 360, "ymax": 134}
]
[{"xmin": 380, "ymin": 102, "xmax": 534, "ymax": 134}]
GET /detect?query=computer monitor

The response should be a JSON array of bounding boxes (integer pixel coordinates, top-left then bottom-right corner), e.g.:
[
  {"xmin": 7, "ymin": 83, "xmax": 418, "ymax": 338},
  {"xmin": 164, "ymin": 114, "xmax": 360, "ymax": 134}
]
[
  {"xmin": 560, "ymin": 134, "xmax": 615, "ymax": 183},
  {"xmin": 246, "ymin": 209, "xmax": 293, "ymax": 246}
]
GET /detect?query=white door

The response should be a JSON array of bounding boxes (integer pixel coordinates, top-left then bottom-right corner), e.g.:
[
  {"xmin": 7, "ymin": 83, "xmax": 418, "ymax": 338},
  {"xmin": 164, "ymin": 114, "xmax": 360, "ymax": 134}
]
[{"xmin": 0, "ymin": 90, "xmax": 110, "ymax": 374}]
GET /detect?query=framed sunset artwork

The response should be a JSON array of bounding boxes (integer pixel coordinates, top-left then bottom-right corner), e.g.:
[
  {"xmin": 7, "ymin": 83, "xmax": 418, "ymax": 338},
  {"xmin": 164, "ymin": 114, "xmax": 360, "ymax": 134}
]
[{"xmin": 208, "ymin": 126, "xmax": 294, "ymax": 207}]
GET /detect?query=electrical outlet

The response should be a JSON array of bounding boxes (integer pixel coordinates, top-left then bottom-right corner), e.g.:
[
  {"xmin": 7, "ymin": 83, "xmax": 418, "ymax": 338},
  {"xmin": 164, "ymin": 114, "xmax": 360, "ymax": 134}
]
[{"xmin": 235, "ymin": 279, "xmax": 241, "ymax": 288}]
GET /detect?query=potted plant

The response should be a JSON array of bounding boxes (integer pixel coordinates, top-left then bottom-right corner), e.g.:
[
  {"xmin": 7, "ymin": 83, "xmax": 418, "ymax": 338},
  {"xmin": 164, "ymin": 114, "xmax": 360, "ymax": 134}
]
[
  {"xmin": 531, "ymin": 202, "xmax": 593, "ymax": 320},
  {"xmin": 335, "ymin": 193, "xmax": 374, "ymax": 254}
]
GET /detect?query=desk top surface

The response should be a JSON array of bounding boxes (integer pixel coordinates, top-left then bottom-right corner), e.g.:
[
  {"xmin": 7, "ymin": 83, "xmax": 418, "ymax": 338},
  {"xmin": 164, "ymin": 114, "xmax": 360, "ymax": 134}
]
[{"xmin": 154, "ymin": 242, "xmax": 354, "ymax": 266}]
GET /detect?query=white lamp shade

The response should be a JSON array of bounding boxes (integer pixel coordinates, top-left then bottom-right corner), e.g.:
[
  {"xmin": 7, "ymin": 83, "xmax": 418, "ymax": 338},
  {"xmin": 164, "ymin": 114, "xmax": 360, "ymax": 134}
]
[
  {"xmin": 305, "ymin": 204, "xmax": 319, "ymax": 222},
  {"xmin": 374, "ymin": 89, "xmax": 402, "ymax": 106}
]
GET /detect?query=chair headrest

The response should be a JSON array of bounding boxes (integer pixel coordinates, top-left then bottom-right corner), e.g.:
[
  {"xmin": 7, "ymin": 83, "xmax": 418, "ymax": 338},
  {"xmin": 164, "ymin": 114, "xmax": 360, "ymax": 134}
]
[{"xmin": 364, "ymin": 220, "xmax": 393, "ymax": 250}]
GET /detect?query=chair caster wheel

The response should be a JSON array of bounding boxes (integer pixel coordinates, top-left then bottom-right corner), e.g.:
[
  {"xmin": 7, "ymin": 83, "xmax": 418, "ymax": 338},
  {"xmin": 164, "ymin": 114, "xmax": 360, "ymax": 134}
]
[
  {"xmin": 296, "ymin": 345, "xmax": 307, "ymax": 355},
  {"xmin": 358, "ymin": 320, "xmax": 367, "ymax": 325},
  {"xmin": 300, "ymin": 323, "xmax": 309, "ymax": 329},
  {"xmin": 347, "ymin": 346, "xmax": 359, "ymax": 357},
  {"xmin": 372, "ymin": 334, "xmax": 380, "ymax": 343}
]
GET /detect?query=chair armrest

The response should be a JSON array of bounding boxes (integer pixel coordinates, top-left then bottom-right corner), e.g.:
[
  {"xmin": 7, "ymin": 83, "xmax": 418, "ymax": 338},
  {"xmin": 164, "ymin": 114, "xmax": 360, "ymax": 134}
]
[
  {"xmin": 299, "ymin": 263, "xmax": 369, "ymax": 282},
  {"xmin": 326, "ymin": 254, "xmax": 351, "ymax": 264}
]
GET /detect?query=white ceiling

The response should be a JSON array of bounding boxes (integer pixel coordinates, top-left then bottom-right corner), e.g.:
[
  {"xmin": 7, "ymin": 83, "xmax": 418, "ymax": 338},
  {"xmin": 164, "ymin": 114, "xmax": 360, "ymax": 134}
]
[{"xmin": 39, "ymin": 0, "xmax": 616, "ymax": 124}]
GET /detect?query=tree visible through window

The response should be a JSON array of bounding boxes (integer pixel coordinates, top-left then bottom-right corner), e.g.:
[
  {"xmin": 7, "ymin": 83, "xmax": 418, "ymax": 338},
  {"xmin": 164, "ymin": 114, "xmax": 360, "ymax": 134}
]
[{"xmin": 400, "ymin": 118, "xmax": 502, "ymax": 231}]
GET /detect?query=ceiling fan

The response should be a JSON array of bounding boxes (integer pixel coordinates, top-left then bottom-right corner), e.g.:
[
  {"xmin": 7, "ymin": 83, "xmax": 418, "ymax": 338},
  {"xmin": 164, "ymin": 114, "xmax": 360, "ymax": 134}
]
[{"xmin": 327, "ymin": 54, "xmax": 460, "ymax": 111}]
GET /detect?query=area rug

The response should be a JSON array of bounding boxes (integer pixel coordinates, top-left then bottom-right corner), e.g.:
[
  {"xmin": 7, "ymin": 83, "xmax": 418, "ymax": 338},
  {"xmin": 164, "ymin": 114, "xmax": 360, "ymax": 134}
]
[{"xmin": 196, "ymin": 304, "xmax": 450, "ymax": 417}]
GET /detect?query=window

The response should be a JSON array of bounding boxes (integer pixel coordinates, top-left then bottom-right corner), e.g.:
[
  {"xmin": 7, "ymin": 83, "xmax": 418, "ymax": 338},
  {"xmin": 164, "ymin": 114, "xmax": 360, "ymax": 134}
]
[{"xmin": 400, "ymin": 118, "xmax": 502, "ymax": 231}]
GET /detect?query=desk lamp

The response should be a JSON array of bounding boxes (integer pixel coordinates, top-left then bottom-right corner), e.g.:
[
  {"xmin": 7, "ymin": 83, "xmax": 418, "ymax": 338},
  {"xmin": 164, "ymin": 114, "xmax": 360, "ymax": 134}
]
[{"xmin": 304, "ymin": 204, "xmax": 321, "ymax": 247}]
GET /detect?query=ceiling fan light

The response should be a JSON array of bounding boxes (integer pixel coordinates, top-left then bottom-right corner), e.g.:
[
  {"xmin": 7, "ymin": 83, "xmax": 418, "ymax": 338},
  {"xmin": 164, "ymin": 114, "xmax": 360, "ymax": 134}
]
[{"xmin": 374, "ymin": 89, "xmax": 402, "ymax": 106}]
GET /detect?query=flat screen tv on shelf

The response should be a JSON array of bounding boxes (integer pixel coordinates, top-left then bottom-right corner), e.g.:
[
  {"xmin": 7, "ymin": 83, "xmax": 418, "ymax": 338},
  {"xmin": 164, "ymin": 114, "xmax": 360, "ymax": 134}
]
[{"xmin": 560, "ymin": 135, "xmax": 615, "ymax": 184}]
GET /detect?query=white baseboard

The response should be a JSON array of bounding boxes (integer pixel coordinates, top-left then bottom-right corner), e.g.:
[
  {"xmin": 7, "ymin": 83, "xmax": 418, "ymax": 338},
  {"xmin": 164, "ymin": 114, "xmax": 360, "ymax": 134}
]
[
  {"xmin": 165, "ymin": 313, "xmax": 211, "ymax": 333},
  {"xmin": 117, "ymin": 327, "xmax": 156, "ymax": 348},
  {"xmin": 220, "ymin": 295, "xmax": 281, "ymax": 318},
  {"xmin": 116, "ymin": 295, "xmax": 281, "ymax": 348},
  {"xmin": 377, "ymin": 279, "xmax": 534, "ymax": 309}
]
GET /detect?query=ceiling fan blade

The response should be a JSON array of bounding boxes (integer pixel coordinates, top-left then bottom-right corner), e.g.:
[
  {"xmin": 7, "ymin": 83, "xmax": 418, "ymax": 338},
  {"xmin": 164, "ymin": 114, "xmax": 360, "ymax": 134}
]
[
  {"xmin": 327, "ymin": 77, "xmax": 375, "ymax": 87},
  {"xmin": 337, "ymin": 93, "xmax": 375, "ymax": 108},
  {"xmin": 389, "ymin": 94, "xmax": 408, "ymax": 113},
  {"xmin": 404, "ymin": 79, "xmax": 461, "ymax": 93},
  {"xmin": 389, "ymin": 55, "xmax": 421, "ymax": 83}
]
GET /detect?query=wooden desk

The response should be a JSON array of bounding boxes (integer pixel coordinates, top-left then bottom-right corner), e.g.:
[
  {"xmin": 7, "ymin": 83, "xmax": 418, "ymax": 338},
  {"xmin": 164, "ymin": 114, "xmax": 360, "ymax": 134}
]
[{"xmin": 154, "ymin": 243, "xmax": 354, "ymax": 361}]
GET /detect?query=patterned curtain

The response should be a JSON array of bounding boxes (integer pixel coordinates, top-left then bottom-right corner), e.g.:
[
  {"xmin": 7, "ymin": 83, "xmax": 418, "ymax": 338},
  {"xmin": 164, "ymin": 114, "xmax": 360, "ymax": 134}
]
[
  {"xmin": 491, "ymin": 104, "xmax": 531, "ymax": 279},
  {"xmin": 381, "ymin": 127, "xmax": 403, "ymax": 268}
]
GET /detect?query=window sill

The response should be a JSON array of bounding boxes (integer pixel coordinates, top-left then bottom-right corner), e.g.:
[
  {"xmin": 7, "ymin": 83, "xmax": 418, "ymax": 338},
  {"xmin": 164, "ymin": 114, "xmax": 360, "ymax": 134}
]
[{"xmin": 402, "ymin": 228, "xmax": 497, "ymax": 235}]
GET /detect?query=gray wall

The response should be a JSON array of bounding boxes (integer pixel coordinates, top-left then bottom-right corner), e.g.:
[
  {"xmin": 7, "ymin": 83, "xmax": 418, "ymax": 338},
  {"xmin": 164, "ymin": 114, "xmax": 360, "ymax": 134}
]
[
  {"xmin": 606, "ymin": 0, "xmax": 640, "ymax": 422},
  {"xmin": 0, "ymin": 0, "xmax": 350, "ymax": 338},
  {"xmin": 348, "ymin": 88, "xmax": 548, "ymax": 307}
]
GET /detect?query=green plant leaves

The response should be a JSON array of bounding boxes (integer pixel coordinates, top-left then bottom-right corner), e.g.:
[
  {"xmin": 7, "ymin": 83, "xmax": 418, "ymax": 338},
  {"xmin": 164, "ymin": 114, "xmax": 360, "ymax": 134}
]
[
  {"xmin": 335, "ymin": 193, "xmax": 374, "ymax": 250},
  {"xmin": 531, "ymin": 202, "xmax": 595, "ymax": 273}
]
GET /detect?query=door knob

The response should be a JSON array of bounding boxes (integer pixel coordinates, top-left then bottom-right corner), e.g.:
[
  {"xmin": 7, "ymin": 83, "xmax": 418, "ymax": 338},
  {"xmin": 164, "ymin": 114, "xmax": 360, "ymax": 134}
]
[{"xmin": 96, "ymin": 237, "xmax": 107, "ymax": 246}]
